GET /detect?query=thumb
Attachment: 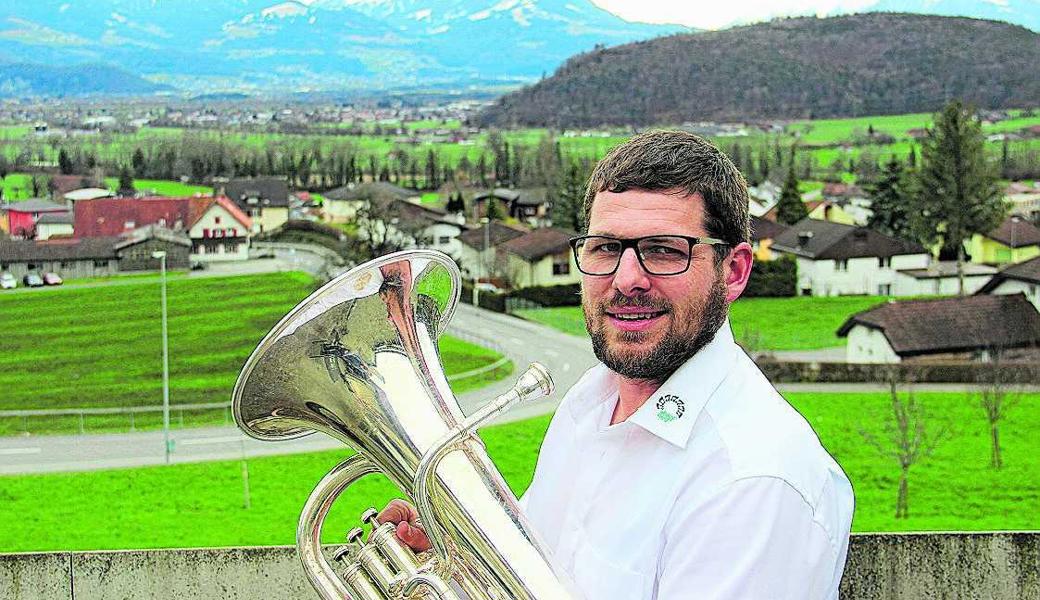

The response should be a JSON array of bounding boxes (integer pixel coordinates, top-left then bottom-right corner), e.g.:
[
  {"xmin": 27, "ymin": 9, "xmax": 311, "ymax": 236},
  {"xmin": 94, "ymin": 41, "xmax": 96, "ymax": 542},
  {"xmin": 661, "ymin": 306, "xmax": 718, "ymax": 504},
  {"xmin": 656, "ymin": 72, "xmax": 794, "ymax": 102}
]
[{"xmin": 396, "ymin": 520, "xmax": 432, "ymax": 552}]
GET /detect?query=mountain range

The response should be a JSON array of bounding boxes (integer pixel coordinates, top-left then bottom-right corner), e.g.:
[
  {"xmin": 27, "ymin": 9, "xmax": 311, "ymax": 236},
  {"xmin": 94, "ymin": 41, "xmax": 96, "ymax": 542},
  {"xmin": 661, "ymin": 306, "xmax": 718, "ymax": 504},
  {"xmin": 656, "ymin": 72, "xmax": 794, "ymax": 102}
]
[
  {"xmin": 478, "ymin": 13, "xmax": 1040, "ymax": 127},
  {"xmin": 0, "ymin": 0, "xmax": 684, "ymax": 96}
]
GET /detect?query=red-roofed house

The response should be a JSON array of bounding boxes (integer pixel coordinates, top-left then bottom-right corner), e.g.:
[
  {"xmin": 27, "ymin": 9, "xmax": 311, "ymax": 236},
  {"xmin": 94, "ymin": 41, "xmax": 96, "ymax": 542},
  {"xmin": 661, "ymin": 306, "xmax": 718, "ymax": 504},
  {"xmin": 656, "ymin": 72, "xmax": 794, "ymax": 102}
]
[{"xmin": 74, "ymin": 196, "xmax": 253, "ymax": 262}]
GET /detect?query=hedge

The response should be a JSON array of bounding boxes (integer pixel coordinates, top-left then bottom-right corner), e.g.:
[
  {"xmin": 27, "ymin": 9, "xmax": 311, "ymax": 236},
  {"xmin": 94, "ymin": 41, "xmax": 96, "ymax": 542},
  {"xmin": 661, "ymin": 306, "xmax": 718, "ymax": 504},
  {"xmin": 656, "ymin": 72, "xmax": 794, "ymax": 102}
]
[
  {"xmin": 757, "ymin": 360, "xmax": 1039, "ymax": 384},
  {"xmin": 744, "ymin": 255, "xmax": 796, "ymax": 297}
]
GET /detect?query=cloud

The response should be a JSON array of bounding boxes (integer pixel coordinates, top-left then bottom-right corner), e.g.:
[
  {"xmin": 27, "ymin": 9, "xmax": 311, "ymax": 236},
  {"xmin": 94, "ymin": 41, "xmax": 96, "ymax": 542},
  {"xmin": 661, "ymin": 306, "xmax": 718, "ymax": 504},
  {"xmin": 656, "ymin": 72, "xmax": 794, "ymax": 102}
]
[{"xmin": 591, "ymin": 0, "xmax": 879, "ymax": 29}]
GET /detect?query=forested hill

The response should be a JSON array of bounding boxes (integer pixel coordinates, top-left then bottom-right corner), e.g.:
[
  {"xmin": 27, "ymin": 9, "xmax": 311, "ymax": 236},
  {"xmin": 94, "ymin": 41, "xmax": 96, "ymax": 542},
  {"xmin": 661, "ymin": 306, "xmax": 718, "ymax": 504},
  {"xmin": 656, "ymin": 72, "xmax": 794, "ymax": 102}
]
[{"xmin": 478, "ymin": 13, "xmax": 1040, "ymax": 128}]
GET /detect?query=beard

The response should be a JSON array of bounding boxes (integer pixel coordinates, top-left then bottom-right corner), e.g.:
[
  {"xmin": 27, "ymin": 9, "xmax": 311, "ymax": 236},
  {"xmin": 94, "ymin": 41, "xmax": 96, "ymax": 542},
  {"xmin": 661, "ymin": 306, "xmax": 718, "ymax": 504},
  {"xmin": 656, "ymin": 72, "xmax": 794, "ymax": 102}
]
[{"xmin": 584, "ymin": 272, "xmax": 729, "ymax": 384}]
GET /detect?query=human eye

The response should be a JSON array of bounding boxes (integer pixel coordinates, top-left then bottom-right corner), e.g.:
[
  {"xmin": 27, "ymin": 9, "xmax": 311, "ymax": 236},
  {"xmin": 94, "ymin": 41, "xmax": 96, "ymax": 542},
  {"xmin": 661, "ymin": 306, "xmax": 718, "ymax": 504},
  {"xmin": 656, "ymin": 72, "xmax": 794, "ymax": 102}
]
[
  {"xmin": 640, "ymin": 238, "xmax": 688, "ymax": 257},
  {"xmin": 588, "ymin": 239, "xmax": 621, "ymax": 254}
]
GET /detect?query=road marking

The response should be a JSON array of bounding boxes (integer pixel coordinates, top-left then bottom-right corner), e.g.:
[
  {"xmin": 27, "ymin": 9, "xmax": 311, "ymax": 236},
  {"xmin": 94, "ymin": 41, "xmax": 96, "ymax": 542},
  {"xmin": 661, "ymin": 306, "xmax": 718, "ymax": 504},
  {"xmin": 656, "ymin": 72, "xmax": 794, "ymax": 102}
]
[
  {"xmin": 0, "ymin": 447, "xmax": 42, "ymax": 455},
  {"xmin": 179, "ymin": 435, "xmax": 248, "ymax": 446}
]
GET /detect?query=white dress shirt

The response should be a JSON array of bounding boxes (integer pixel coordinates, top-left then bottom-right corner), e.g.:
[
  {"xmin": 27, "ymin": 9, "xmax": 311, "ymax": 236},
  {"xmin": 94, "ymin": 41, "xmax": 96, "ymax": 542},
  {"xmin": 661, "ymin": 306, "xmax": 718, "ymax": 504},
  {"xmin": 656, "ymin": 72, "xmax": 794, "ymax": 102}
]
[{"xmin": 521, "ymin": 321, "xmax": 855, "ymax": 600}]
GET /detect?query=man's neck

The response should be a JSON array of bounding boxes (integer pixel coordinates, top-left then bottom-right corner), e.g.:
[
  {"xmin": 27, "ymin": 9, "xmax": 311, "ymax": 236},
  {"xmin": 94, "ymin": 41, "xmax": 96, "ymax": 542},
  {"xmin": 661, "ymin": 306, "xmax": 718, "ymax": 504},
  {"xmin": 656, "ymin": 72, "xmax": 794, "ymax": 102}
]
[{"xmin": 610, "ymin": 378, "xmax": 661, "ymax": 425}]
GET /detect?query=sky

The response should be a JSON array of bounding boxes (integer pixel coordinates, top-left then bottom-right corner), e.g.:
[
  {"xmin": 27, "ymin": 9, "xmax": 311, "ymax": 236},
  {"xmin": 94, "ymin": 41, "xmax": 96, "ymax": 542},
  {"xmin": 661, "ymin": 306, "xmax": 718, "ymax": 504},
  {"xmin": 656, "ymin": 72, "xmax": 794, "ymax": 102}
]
[{"xmin": 590, "ymin": 0, "xmax": 881, "ymax": 29}]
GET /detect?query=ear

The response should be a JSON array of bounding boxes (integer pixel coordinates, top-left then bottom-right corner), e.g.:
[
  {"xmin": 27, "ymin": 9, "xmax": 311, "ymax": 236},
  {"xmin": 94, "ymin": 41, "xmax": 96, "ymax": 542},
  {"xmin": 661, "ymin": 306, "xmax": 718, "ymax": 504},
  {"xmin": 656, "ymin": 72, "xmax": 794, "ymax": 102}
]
[{"xmin": 722, "ymin": 242, "xmax": 754, "ymax": 303}]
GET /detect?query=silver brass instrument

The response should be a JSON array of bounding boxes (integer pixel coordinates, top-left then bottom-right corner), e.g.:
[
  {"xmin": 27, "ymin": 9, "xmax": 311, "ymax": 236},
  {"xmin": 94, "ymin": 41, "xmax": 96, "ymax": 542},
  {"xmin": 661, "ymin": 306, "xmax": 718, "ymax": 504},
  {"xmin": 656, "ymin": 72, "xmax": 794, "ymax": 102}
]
[{"xmin": 232, "ymin": 250, "xmax": 580, "ymax": 600}]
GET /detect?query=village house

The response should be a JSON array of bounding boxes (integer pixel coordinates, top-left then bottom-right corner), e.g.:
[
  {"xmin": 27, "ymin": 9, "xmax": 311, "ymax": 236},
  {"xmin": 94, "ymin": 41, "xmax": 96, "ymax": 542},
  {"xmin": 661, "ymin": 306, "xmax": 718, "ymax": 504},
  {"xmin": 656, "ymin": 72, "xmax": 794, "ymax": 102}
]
[
  {"xmin": 750, "ymin": 216, "xmax": 788, "ymax": 261},
  {"xmin": 495, "ymin": 227, "xmax": 580, "ymax": 289},
  {"xmin": 471, "ymin": 188, "xmax": 551, "ymax": 226},
  {"xmin": 966, "ymin": 215, "xmax": 1040, "ymax": 266},
  {"xmin": 763, "ymin": 199, "xmax": 858, "ymax": 226},
  {"xmin": 74, "ymin": 196, "xmax": 252, "ymax": 262},
  {"xmin": 457, "ymin": 221, "xmax": 528, "ymax": 281},
  {"xmin": 0, "ymin": 199, "xmax": 71, "ymax": 238},
  {"xmin": 1005, "ymin": 181, "xmax": 1040, "ymax": 222},
  {"xmin": 354, "ymin": 196, "xmax": 465, "ymax": 260},
  {"xmin": 322, "ymin": 182, "xmax": 421, "ymax": 223},
  {"xmin": 771, "ymin": 219, "xmax": 930, "ymax": 296},
  {"xmin": 220, "ymin": 176, "xmax": 290, "ymax": 234},
  {"xmin": 893, "ymin": 261, "xmax": 998, "ymax": 296},
  {"xmin": 0, "ymin": 227, "xmax": 190, "ymax": 279},
  {"xmin": 837, "ymin": 294, "xmax": 1040, "ymax": 363},
  {"xmin": 35, "ymin": 212, "xmax": 75, "ymax": 240},
  {"xmin": 977, "ymin": 255, "xmax": 1040, "ymax": 310}
]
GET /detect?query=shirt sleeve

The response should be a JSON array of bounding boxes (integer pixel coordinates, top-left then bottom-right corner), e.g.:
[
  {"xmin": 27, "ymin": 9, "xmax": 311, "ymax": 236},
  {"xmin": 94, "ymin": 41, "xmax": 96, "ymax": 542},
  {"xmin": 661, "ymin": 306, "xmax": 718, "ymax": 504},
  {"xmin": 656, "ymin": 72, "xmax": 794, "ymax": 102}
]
[{"xmin": 656, "ymin": 475, "xmax": 848, "ymax": 600}]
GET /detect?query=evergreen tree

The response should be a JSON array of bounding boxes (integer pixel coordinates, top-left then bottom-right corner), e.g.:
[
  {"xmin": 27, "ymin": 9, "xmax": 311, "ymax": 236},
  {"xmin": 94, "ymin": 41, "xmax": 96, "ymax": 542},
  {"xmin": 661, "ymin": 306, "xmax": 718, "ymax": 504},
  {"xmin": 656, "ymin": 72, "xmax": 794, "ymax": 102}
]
[
  {"xmin": 551, "ymin": 160, "xmax": 586, "ymax": 232},
  {"xmin": 117, "ymin": 166, "xmax": 135, "ymax": 197},
  {"xmin": 58, "ymin": 149, "xmax": 74, "ymax": 175},
  {"xmin": 912, "ymin": 100, "xmax": 1007, "ymax": 294},
  {"xmin": 907, "ymin": 145, "xmax": 917, "ymax": 169},
  {"xmin": 131, "ymin": 148, "xmax": 146, "ymax": 178},
  {"xmin": 485, "ymin": 195, "xmax": 505, "ymax": 220},
  {"xmin": 774, "ymin": 163, "xmax": 808, "ymax": 225},
  {"xmin": 867, "ymin": 158, "xmax": 914, "ymax": 240}
]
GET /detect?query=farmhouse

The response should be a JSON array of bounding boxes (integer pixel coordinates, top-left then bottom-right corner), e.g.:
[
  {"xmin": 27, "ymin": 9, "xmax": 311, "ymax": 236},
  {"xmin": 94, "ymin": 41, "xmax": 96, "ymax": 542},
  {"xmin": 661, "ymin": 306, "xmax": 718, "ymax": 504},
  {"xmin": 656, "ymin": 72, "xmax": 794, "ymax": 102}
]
[
  {"xmin": 471, "ymin": 188, "xmax": 550, "ymax": 226},
  {"xmin": 496, "ymin": 227, "xmax": 580, "ymax": 289},
  {"xmin": 220, "ymin": 177, "xmax": 290, "ymax": 233},
  {"xmin": 354, "ymin": 197, "xmax": 465, "ymax": 260},
  {"xmin": 0, "ymin": 227, "xmax": 190, "ymax": 279},
  {"xmin": 837, "ymin": 294, "xmax": 1040, "ymax": 363},
  {"xmin": 1, "ymin": 199, "xmax": 71, "ymax": 238},
  {"xmin": 977, "ymin": 255, "xmax": 1040, "ymax": 310},
  {"xmin": 74, "ymin": 196, "xmax": 252, "ymax": 262},
  {"xmin": 771, "ymin": 219, "xmax": 930, "ymax": 296},
  {"xmin": 322, "ymin": 182, "xmax": 420, "ymax": 222},
  {"xmin": 35, "ymin": 212, "xmax": 75, "ymax": 241},
  {"xmin": 893, "ymin": 261, "xmax": 998, "ymax": 296}
]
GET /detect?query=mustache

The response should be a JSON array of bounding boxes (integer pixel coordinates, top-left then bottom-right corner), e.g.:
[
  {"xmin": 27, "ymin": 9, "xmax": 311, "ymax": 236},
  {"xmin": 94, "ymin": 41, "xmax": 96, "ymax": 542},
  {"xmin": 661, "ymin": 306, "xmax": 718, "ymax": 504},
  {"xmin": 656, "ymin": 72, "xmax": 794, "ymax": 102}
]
[{"xmin": 599, "ymin": 292, "xmax": 671, "ymax": 312}]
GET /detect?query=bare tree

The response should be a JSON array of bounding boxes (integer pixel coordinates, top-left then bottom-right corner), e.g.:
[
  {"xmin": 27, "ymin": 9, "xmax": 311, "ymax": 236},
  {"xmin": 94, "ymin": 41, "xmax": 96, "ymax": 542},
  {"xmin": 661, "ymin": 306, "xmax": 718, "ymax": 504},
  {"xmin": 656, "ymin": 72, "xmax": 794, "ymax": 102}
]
[
  {"xmin": 975, "ymin": 349, "xmax": 1035, "ymax": 469},
  {"xmin": 353, "ymin": 195, "xmax": 429, "ymax": 259},
  {"xmin": 860, "ymin": 373, "xmax": 947, "ymax": 519}
]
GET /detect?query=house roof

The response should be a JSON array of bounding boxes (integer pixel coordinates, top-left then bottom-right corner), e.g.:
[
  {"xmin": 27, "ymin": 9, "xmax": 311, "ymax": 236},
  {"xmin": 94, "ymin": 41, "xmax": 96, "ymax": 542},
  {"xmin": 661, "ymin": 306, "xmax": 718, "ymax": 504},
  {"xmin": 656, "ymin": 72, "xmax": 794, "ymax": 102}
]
[
  {"xmin": 0, "ymin": 237, "xmax": 120, "ymax": 261},
  {"xmin": 381, "ymin": 197, "xmax": 460, "ymax": 229},
  {"xmin": 324, "ymin": 182, "xmax": 418, "ymax": 202},
  {"xmin": 458, "ymin": 221, "xmax": 528, "ymax": 250},
  {"xmin": 1, "ymin": 199, "xmax": 69, "ymax": 213},
  {"xmin": 977, "ymin": 255, "xmax": 1040, "ymax": 292},
  {"xmin": 74, "ymin": 196, "xmax": 251, "ymax": 238},
  {"xmin": 64, "ymin": 188, "xmax": 114, "ymax": 201},
  {"xmin": 114, "ymin": 225, "xmax": 192, "ymax": 250},
  {"xmin": 499, "ymin": 227, "xmax": 577, "ymax": 261},
  {"xmin": 50, "ymin": 174, "xmax": 98, "ymax": 196},
  {"xmin": 822, "ymin": 183, "xmax": 866, "ymax": 198},
  {"xmin": 984, "ymin": 216, "xmax": 1040, "ymax": 248},
  {"xmin": 898, "ymin": 261, "xmax": 998, "ymax": 280},
  {"xmin": 836, "ymin": 294, "xmax": 1040, "ymax": 357},
  {"xmin": 222, "ymin": 177, "xmax": 290, "ymax": 207},
  {"xmin": 473, "ymin": 188, "xmax": 548, "ymax": 206},
  {"xmin": 772, "ymin": 218, "xmax": 927, "ymax": 260},
  {"xmin": 750, "ymin": 215, "xmax": 788, "ymax": 242},
  {"xmin": 36, "ymin": 212, "xmax": 74, "ymax": 225}
]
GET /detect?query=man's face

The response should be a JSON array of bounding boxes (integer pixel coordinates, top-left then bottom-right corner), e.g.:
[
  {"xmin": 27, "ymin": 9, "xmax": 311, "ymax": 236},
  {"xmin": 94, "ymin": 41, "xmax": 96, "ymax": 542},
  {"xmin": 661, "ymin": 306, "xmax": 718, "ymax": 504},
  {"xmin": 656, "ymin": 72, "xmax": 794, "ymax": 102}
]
[{"xmin": 581, "ymin": 189, "xmax": 730, "ymax": 383}]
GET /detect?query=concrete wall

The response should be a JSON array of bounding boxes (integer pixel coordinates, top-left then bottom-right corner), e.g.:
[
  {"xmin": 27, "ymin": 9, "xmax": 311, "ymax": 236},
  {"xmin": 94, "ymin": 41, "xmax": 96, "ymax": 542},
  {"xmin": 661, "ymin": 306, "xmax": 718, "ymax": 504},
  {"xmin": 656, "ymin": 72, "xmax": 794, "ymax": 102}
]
[{"xmin": 3, "ymin": 533, "xmax": 1038, "ymax": 599}]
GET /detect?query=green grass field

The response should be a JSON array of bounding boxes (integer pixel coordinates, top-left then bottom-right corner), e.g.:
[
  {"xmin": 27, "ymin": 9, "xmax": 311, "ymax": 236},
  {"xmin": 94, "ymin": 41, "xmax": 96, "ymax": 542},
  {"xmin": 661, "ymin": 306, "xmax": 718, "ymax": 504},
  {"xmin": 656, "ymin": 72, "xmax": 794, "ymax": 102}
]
[
  {"xmin": 515, "ymin": 296, "xmax": 891, "ymax": 351},
  {"xmin": 0, "ymin": 273, "xmax": 510, "ymax": 434},
  {"xmin": 1, "ymin": 389, "xmax": 1036, "ymax": 552},
  {"xmin": 103, "ymin": 177, "xmax": 212, "ymax": 197}
]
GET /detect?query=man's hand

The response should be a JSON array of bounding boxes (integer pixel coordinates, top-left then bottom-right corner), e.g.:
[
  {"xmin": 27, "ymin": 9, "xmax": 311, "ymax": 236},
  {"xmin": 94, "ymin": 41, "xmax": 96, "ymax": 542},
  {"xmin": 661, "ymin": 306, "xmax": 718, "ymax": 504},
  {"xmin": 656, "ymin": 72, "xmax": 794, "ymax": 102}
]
[{"xmin": 377, "ymin": 499, "xmax": 432, "ymax": 552}]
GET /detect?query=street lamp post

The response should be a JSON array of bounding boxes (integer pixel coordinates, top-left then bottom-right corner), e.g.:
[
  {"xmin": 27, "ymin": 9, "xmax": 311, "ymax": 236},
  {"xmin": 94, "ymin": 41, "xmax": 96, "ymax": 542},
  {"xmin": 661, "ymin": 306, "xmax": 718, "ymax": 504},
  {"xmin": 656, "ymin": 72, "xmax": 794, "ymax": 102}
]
[
  {"xmin": 152, "ymin": 250, "xmax": 172, "ymax": 464},
  {"xmin": 474, "ymin": 216, "xmax": 490, "ymax": 306}
]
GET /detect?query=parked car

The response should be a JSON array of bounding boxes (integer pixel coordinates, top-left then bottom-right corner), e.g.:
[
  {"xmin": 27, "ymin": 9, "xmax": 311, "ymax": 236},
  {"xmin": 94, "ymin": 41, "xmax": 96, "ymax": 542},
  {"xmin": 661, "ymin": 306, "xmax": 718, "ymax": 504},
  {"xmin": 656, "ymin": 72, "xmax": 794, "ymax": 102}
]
[
  {"xmin": 22, "ymin": 272, "xmax": 44, "ymax": 288},
  {"xmin": 42, "ymin": 272, "xmax": 63, "ymax": 286},
  {"xmin": 0, "ymin": 272, "xmax": 16, "ymax": 290}
]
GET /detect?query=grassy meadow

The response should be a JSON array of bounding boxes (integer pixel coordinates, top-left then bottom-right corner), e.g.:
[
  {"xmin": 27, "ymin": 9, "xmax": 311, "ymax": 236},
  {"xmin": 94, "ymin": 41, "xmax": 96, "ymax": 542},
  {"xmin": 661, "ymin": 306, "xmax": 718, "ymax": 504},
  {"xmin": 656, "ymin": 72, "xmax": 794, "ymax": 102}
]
[
  {"xmin": 515, "ymin": 295, "xmax": 891, "ymax": 351},
  {"xmin": 1, "ymin": 389, "xmax": 1037, "ymax": 552},
  {"xmin": 0, "ymin": 272, "xmax": 510, "ymax": 435}
]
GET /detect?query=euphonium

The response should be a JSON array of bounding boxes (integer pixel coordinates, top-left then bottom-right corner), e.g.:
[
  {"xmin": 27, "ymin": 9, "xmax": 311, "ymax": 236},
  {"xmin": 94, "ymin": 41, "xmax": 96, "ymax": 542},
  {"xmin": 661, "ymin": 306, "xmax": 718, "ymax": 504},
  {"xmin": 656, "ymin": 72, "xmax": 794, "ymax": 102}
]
[{"xmin": 232, "ymin": 249, "xmax": 580, "ymax": 600}]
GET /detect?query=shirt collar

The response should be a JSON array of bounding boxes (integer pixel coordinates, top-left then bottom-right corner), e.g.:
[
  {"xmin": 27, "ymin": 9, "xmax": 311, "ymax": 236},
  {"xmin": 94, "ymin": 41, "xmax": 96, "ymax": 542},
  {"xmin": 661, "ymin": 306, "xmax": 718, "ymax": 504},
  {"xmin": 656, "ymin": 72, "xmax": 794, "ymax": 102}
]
[{"xmin": 626, "ymin": 320, "xmax": 739, "ymax": 449}]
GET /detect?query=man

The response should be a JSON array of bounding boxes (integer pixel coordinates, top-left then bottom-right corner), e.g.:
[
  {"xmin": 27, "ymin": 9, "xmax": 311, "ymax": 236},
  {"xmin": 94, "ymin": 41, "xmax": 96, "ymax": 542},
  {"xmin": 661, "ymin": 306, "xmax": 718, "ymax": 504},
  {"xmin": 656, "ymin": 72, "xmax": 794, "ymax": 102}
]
[{"xmin": 382, "ymin": 131, "xmax": 855, "ymax": 599}]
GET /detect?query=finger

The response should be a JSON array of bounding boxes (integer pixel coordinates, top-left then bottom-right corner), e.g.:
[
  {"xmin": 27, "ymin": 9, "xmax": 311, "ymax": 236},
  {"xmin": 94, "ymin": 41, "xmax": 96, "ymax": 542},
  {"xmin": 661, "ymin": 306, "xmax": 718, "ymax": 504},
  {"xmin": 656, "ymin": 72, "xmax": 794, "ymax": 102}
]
[
  {"xmin": 377, "ymin": 499, "xmax": 416, "ymax": 525},
  {"xmin": 396, "ymin": 520, "xmax": 432, "ymax": 552}
]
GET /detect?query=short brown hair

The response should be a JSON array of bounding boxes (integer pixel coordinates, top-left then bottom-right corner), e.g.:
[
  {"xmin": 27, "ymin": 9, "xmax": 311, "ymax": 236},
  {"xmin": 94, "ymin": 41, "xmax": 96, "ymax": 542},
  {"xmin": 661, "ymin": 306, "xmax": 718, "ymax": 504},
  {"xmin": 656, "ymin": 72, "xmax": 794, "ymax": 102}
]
[{"xmin": 583, "ymin": 130, "xmax": 750, "ymax": 261}]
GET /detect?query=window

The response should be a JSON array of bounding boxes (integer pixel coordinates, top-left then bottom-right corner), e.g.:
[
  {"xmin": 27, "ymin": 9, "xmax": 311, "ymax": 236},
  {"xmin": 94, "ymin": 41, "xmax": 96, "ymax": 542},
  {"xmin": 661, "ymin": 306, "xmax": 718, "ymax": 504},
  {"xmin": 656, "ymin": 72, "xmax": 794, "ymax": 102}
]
[
  {"xmin": 94, "ymin": 260, "xmax": 108, "ymax": 268},
  {"xmin": 437, "ymin": 236, "xmax": 451, "ymax": 245},
  {"xmin": 835, "ymin": 259, "xmax": 848, "ymax": 271},
  {"xmin": 124, "ymin": 221, "xmax": 135, "ymax": 229},
  {"xmin": 214, "ymin": 216, "xmax": 222, "ymax": 225},
  {"xmin": 552, "ymin": 252, "xmax": 570, "ymax": 276},
  {"xmin": 878, "ymin": 284, "xmax": 892, "ymax": 296},
  {"xmin": 878, "ymin": 256, "xmax": 891, "ymax": 268}
]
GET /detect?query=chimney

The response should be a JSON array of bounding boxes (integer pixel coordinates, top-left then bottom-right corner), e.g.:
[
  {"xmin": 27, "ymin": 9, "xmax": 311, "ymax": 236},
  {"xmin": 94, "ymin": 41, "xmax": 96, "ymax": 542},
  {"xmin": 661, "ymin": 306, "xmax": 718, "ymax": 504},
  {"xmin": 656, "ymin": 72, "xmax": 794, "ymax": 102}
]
[{"xmin": 797, "ymin": 231, "xmax": 813, "ymax": 247}]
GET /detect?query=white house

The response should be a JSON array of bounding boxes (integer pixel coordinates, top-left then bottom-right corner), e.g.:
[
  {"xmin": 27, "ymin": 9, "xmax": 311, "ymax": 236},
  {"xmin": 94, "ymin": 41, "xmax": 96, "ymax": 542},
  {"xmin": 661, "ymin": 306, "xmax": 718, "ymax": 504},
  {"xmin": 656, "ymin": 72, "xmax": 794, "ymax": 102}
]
[
  {"xmin": 186, "ymin": 196, "xmax": 253, "ymax": 262},
  {"xmin": 977, "ymin": 255, "xmax": 1040, "ymax": 310},
  {"xmin": 837, "ymin": 293, "xmax": 1040, "ymax": 363},
  {"xmin": 771, "ymin": 219, "xmax": 930, "ymax": 296},
  {"xmin": 496, "ymin": 228, "xmax": 581, "ymax": 289},
  {"xmin": 893, "ymin": 262, "xmax": 998, "ymax": 296},
  {"xmin": 323, "ymin": 182, "xmax": 421, "ymax": 223},
  {"xmin": 355, "ymin": 196, "xmax": 465, "ymax": 260},
  {"xmin": 221, "ymin": 177, "xmax": 290, "ymax": 234},
  {"xmin": 457, "ymin": 221, "xmax": 528, "ymax": 280}
]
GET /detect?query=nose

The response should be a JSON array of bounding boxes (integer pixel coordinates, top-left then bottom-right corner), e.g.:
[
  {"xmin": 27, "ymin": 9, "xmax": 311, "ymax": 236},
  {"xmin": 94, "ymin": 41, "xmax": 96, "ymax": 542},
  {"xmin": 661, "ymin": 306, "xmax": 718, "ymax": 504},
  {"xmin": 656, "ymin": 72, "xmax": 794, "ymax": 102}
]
[{"xmin": 612, "ymin": 247, "xmax": 651, "ymax": 296}]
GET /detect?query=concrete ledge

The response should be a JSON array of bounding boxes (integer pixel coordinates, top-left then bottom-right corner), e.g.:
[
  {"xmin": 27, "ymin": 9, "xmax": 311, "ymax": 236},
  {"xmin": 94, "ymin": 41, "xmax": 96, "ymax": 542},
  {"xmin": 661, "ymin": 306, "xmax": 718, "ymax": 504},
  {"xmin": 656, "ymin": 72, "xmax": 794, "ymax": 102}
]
[{"xmin": 3, "ymin": 533, "xmax": 1039, "ymax": 599}]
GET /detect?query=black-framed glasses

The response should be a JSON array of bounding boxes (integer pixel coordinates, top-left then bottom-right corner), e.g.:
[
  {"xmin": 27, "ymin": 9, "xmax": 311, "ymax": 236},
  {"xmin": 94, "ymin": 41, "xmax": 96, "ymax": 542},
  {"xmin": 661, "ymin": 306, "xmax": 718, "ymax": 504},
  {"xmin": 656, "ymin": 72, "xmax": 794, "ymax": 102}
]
[{"xmin": 568, "ymin": 234, "xmax": 729, "ymax": 276}]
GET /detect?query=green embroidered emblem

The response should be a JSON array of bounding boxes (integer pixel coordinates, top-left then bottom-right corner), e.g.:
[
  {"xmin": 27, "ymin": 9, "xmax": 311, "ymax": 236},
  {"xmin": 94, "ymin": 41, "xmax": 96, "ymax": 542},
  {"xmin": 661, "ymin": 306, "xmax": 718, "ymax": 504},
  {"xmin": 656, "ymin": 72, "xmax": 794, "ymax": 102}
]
[{"xmin": 657, "ymin": 410, "xmax": 677, "ymax": 423}]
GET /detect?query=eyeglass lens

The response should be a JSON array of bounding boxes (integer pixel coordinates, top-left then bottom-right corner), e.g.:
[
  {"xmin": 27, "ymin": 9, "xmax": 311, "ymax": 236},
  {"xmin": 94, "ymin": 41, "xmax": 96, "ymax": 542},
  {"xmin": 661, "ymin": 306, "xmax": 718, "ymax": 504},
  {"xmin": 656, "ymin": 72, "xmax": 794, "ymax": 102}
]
[{"xmin": 574, "ymin": 236, "xmax": 692, "ymax": 275}]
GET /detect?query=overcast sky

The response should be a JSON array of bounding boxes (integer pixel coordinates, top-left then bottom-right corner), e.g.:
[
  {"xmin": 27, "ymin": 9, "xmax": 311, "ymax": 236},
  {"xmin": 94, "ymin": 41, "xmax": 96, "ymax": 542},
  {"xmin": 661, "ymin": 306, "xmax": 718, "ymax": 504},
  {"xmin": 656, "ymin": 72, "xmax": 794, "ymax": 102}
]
[{"xmin": 590, "ymin": 0, "xmax": 880, "ymax": 30}]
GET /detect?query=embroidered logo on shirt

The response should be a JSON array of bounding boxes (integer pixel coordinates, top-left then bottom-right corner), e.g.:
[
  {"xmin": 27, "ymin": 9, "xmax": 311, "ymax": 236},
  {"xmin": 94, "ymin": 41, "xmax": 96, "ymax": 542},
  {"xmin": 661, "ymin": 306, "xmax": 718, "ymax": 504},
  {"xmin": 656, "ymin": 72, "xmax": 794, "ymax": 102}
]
[{"xmin": 656, "ymin": 394, "xmax": 685, "ymax": 423}]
